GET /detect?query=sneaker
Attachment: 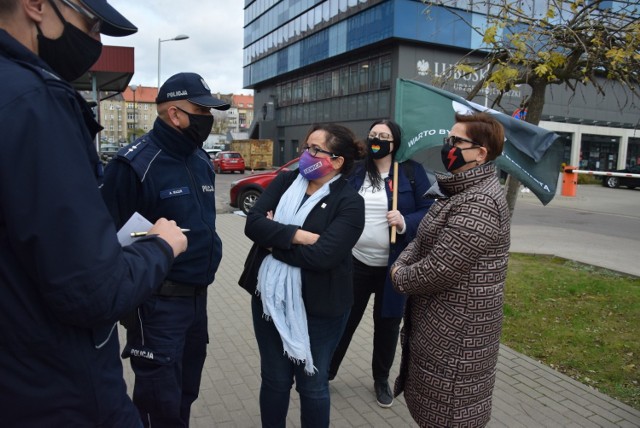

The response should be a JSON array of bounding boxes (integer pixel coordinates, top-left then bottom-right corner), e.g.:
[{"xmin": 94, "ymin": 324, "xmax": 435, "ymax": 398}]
[{"xmin": 374, "ymin": 380, "xmax": 393, "ymax": 408}]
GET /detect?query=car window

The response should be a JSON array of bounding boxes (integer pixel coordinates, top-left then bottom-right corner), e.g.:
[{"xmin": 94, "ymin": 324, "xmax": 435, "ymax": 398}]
[{"xmin": 225, "ymin": 153, "xmax": 242, "ymax": 159}]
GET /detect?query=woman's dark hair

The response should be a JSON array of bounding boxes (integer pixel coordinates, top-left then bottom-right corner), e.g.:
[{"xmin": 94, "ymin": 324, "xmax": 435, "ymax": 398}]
[
  {"xmin": 302, "ymin": 123, "xmax": 365, "ymax": 176},
  {"xmin": 364, "ymin": 119, "xmax": 402, "ymax": 190},
  {"xmin": 454, "ymin": 112, "xmax": 505, "ymax": 161}
]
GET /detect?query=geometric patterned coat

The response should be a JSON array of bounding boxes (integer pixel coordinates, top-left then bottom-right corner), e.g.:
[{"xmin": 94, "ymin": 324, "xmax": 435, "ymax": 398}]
[{"xmin": 391, "ymin": 163, "xmax": 511, "ymax": 428}]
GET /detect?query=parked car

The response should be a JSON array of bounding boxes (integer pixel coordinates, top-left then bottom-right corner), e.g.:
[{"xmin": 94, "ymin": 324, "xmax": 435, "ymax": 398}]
[
  {"xmin": 213, "ymin": 151, "xmax": 245, "ymax": 174},
  {"xmin": 229, "ymin": 157, "xmax": 300, "ymax": 214},
  {"xmin": 205, "ymin": 148, "xmax": 221, "ymax": 158},
  {"xmin": 601, "ymin": 165, "xmax": 640, "ymax": 189},
  {"xmin": 99, "ymin": 144, "xmax": 119, "ymax": 164}
]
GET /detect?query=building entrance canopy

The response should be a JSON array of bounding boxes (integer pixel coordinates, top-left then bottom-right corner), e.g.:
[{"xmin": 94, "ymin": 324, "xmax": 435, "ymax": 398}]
[{"xmin": 72, "ymin": 45, "xmax": 134, "ymax": 95}]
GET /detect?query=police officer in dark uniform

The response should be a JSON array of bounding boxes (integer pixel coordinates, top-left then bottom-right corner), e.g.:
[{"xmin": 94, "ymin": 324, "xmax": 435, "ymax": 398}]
[
  {"xmin": 0, "ymin": 1, "xmax": 188, "ymax": 427},
  {"xmin": 101, "ymin": 72, "xmax": 229, "ymax": 428}
]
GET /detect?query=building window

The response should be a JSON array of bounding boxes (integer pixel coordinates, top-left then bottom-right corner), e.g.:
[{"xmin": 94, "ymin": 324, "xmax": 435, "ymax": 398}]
[
  {"xmin": 325, "ymin": 71, "xmax": 334, "ymax": 98},
  {"xmin": 380, "ymin": 56, "xmax": 391, "ymax": 88},
  {"xmin": 292, "ymin": 80, "xmax": 302, "ymax": 104},
  {"xmin": 367, "ymin": 91, "xmax": 379, "ymax": 117},
  {"xmin": 349, "ymin": 64, "xmax": 359, "ymax": 94},
  {"xmin": 379, "ymin": 90, "xmax": 390, "ymax": 117},
  {"xmin": 339, "ymin": 67, "xmax": 349, "ymax": 95},
  {"xmin": 580, "ymin": 135, "xmax": 619, "ymax": 170},
  {"xmin": 359, "ymin": 62, "xmax": 369, "ymax": 92}
]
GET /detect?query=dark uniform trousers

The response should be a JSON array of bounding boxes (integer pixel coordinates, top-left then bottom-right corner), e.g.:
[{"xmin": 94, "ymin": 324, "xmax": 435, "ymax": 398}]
[{"xmin": 122, "ymin": 282, "xmax": 208, "ymax": 428}]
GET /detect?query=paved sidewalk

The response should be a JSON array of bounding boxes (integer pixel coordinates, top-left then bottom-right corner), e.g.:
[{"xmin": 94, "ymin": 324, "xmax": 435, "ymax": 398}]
[{"xmin": 121, "ymin": 211, "xmax": 640, "ymax": 427}]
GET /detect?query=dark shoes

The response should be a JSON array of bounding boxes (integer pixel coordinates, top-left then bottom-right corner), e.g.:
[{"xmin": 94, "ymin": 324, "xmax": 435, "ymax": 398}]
[{"xmin": 374, "ymin": 380, "xmax": 393, "ymax": 408}]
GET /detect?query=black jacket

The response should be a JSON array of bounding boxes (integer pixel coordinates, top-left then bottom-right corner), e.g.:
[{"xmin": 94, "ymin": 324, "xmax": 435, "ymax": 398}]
[
  {"xmin": 0, "ymin": 29, "xmax": 173, "ymax": 427},
  {"xmin": 243, "ymin": 170, "xmax": 365, "ymax": 317},
  {"xmin": 101, "ymin": 118, "xmax": 222, "ymax": 286}
]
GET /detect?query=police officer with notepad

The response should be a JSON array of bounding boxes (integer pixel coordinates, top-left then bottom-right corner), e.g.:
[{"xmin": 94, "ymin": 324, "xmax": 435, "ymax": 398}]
[{"xmin": 101, "ymin": 72, "xmax": 229, "ymax": 427}]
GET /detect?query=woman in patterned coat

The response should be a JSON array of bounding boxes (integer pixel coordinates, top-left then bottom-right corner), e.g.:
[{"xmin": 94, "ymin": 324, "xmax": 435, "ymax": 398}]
[{"xmin": 390, "ymin": 112, "xmax": 511, "ymax": 427}]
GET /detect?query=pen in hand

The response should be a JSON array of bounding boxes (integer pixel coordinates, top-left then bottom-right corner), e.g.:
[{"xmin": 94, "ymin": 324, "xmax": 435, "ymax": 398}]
[{"xmin": 131, "ymin": 229, "xmax": 190, "ymax": 237}]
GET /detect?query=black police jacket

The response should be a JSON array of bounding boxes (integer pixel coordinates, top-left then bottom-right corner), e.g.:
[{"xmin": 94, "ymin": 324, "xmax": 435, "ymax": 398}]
[
  {"xmin": 0, "ymin": 29, "xmax": 173, "ymax": 427},
  {"xmin": 101, "ymin": 118, "xmax": 223, "ymax": 287}
]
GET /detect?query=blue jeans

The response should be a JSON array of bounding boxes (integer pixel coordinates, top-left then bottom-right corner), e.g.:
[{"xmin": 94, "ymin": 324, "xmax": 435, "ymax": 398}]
[{"xmin": 251, "ymin": 295, "xmax": 349, "ymax": 428}]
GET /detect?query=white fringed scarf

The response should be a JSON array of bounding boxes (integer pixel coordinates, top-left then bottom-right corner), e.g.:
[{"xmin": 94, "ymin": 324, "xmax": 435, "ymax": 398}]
[{"xmin": 257, "ymin": 173, "xmax": 340, "ymax": 374}]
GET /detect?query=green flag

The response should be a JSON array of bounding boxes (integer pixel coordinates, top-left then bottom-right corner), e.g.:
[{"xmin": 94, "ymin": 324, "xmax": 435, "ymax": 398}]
[{"xmin": 394, "ymin": 79, "xmax": 563, "ymax": 205}]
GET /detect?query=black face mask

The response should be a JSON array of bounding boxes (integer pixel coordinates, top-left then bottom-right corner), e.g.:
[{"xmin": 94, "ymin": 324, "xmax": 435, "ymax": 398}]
[
  {"xmin": 176, "ymin": 107, "xmax": 214, "ymax": 148},
  {"xmin": 367, "ymin": 137, "xmax": 392, "ymax": 159},
  {"xmin": 37, "ymin": 6, "xmax": 103, "ymax": 82},
  {"xmin": 440, "ymin": 144, "xmax": 477, "ymax": 172}
]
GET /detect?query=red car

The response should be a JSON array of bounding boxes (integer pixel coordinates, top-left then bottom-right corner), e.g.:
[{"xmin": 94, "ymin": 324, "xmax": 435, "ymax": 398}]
[
  {"xmin": 212, "ymin": 151, "xmax": 245, "ymax": 174},
  {"xmin": 229, "ymin": 157, "xmax": 300, "ymax": 214}
]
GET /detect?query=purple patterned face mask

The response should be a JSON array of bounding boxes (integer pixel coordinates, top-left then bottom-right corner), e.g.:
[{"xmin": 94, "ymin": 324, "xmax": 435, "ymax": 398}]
[{"xmin": 298, "ymin": 151, "xmax": 335, "ymax": 180}]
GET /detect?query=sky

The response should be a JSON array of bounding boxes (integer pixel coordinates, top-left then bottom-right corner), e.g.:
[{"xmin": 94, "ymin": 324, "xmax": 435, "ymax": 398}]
[{"xmin": 103, "ymin": 0, "xmax": 250, "ymax": 95}]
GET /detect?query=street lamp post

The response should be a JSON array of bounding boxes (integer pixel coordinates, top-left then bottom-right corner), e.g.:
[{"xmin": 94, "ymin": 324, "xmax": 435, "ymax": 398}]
[
  {"xmin": 131, "ymin": 84, "xmax": 137, "ymax": 143},
  {"xmin": 157, "ymin": 34, "xmax": 189, "ymax": 88}
]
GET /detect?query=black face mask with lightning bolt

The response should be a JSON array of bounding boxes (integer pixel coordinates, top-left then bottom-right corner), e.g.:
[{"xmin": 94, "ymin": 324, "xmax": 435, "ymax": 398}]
[{"xmin": 440, "ymin": 144, "xmax": 477, "ymax": 172}]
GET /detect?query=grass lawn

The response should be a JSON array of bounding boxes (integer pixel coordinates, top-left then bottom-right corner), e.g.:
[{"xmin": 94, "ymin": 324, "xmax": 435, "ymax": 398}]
[{"xmin": 502, "ymin": 253, "xmax": 640, "ymax": 410}]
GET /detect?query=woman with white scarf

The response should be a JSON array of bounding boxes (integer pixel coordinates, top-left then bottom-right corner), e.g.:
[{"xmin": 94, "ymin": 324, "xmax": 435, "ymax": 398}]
[{"xmin": 241, "ymin": 123, "xmax": 365, "ymax": 428}]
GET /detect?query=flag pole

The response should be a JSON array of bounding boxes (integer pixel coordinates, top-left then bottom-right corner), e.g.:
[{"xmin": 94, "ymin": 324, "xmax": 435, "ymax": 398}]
[{"xmin": 390, "ymin": 161, "xmax": 399, "ymax": 244}]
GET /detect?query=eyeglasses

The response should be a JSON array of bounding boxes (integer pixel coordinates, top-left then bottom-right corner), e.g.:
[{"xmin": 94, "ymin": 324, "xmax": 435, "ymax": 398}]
[
  {"xmin": 58, "ymin": 0, "xmax": 102, "ymax": 34},
  {"xmin": 368, "ymin": 131, "xmax": 393, "ymax": 141},
  {"xmin": 305, "ymin": 145, "xmax": 338, "ymax": 159},
  {"xmin": 443, "ymin": 135, "xmax": 482, "ymax": 147}
]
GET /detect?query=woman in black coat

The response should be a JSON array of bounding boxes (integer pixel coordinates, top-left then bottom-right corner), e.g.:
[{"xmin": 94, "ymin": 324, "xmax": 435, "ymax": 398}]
[{"xmin": 241, "ymin": 123, "xmax": 365, "ymax": 428}]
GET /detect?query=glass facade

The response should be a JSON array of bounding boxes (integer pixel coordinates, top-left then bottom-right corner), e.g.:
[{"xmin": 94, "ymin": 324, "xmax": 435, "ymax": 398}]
[
  {"xmin": 242, "ymin": 0, "xmax": 544, "ymax": 88},
  {"xmin": 579, "ymin": 134, "xmax": 620, "ymax": 171},
  {"xmin": 243, "ymin": 0, "xmax": 640, "ymax": 88},
  {"xmin": 244, "ymin": 0, "xmax": 391, "ymax": 87},
  {"xmin": 556, "ymin": 132, "xmax": 572, "ymax": 165},
  {"xmin": 244, "ymin": 0, "xmax": 370, "ymax": 68},
  {"xmin": 275, "ymin": 55, "xmax": 391, "ymax": 126},
  {"xmin": 244, "ymin": 0, "xmax": 640, "ymax": 171}
]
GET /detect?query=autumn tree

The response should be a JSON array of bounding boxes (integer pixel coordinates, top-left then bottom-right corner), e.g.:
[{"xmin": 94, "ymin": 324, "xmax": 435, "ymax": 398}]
[{"xmin": 424, "ymin": 0, "xmax": 640, "ymax": 215}]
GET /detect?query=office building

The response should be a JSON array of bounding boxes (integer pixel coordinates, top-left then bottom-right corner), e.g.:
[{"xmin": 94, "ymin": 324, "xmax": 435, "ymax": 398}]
[{"xmin": 243, "ymin": 0, "xmax": 640, "ymax": 170}]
